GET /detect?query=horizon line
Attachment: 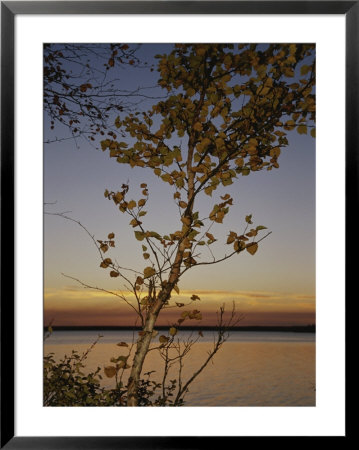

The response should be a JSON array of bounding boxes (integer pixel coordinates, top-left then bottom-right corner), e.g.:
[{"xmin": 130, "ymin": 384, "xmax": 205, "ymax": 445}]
[{"xmin": 44, "ymin": 324, "xmax": 316, "ymax": 333}]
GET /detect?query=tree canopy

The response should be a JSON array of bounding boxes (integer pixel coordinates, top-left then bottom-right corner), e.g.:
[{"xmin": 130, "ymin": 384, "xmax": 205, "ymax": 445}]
[
  {"xmin": 44, "ymin": 43, "xmax": 144, "ymax": 143},
  {"xmin": 99, "ymin": 44, "xmax": 315, "ymax": 269},
  {"xmin": 91, "ymin": 43, "xmax": 316, "ymax": 405},
  {"xmin": 101, "ymin": 43, "xmax": 315, "ymax": 177}
]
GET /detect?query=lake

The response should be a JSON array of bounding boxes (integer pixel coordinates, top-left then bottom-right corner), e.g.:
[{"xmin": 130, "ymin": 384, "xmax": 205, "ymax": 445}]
[{"xmin": 44, "ymin": 330, "xmax": 315, "ymax": 406}]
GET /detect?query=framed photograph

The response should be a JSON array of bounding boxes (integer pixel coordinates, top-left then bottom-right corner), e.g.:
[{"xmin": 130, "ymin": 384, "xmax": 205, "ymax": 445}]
[{"xmin": 1, "ymin": 1, "xmax": 353, "ymax": 447}]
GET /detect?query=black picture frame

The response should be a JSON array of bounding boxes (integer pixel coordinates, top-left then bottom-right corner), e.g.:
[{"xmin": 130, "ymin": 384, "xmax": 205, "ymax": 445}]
[{"xmin": 1, "ymin": 1, "xmax": 354, "ymax": 447}]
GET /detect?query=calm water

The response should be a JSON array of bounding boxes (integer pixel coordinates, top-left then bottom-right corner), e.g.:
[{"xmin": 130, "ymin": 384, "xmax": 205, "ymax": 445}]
[{"xmin": 44, "ymin": 330, "xmax": 315, "ymax": 406}]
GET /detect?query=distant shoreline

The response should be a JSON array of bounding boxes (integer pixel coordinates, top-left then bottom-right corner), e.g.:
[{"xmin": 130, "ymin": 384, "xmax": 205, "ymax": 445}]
[{"xmin": 44, "ymin": 325, "xmax": 315, "ymax": 333}]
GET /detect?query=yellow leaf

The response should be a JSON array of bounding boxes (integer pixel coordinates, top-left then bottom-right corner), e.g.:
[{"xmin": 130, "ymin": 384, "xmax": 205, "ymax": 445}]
[
  {"xmin": 115, "ymin": 116, "xmax": 121, "ymax": 128},
  {"xmin": 143, "ymin": 266, "xmax": 156, "ymax": 278},
  {"xmin": 204, "ymin": 185, "xmax": 214, "ymax": 196},
  {"xmin": 100, "ymin": 243, "xmax": 109, "ymax": 253},
  {"xmin": 115, "ymin": 192, "xmax": 123, "ymax": 203},
  {"xmin": 233, "ymin": 240, "xmax": 243, "ymax": 253},
  {"xmin": 201, "ymin": 137, "xmax": 212, "ymax": 147},
  {"xmin": 214, "ymin": 211, "xmax": 225, "ymax": 223},
  {"xmin": 169, "ymin": 327, "xmax": 177, "ymax": 336},
  {"xmin": 136, "ymin": 276, "xmax": 144, "ymax": 285},
  {"xmin": 300, "ymin": 65, "xmax": 310, "ymax": 76},
  {"xmin": 206, "ymin": 232, "xmax": 215, "ymax": 241},
  {"xmin": 130, "ymin": 219, "xmax": 141, "ymax": 227},
  {"xmin": 161, "ymin": 173, "xmax": 172, "ymax": 184},
  {"xmin": 110, "ymin": 270, "xmax": 119, "ymax": 277},
  {"xmin": 215, "ymin": 137, "xmax": 225, "ymax": 149},
  {"xmin": 193, "ymin": 122, "xmax": 203, "ymax": 132},
  {"xmin": 127, "ymin": 200, "xmax": 136, "ymax": 209},
  {"xmin": 100, "ymin": 258, "xmax": 112, "ymax": 268},
  {"xmin": 108, "ymin": 233, "xmax": 115, "ymax": 239},
  {"xmin": 297, "ymin": 125, "xmax": 307, "ymax": 135},
  {"xmin": 270, "ymin": 147, "xmax": 281, "ymax": 158},
  {"xmin": 246, "ymin": 242, "xmax": 258, "ymax": 255},
  {"xmin": 159, "ymin": 335, "xmax": 169, "ymax": 344},
  {"xmin": 104, "ymin": 366, "xmax": 117, "ymax": 378},
  {"xmin": 235, "ymin": 157, "xmax": 244, "ymax": 168},
  {"xmin": 134, "ymin": 231, "xmax": 145, "ymax": 241},
  {"xmin": 101, "ymin": 139, "xmax": 110, "ymax": 151},
  {"xmin": 181, "ymin": 216, "xmax": 191, "ymax": 226}
]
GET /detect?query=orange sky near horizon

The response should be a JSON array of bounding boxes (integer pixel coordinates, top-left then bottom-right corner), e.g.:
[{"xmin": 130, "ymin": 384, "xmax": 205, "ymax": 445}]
[{"xmin": 44, "ymin": 286, "xmax": 315, "ymax": 327}]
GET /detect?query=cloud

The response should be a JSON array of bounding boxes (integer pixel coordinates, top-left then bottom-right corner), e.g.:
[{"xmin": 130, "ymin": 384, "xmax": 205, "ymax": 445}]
[
  {"xmin": 44, "ymin": 308, "xmax": 315, "ymax": 327},
  {"xmin": 44, "ymin": 285, "xmax": 315, "ymax": 326}
]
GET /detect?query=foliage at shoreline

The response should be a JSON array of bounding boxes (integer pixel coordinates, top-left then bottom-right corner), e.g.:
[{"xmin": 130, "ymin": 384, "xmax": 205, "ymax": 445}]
[{"xmin": 44, "ymin": 338, "xmax": 183, "ymax": 407}]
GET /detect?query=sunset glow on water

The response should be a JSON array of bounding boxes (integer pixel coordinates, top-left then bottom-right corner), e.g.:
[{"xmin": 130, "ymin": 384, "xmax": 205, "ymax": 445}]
[{"xmin": 45, "ymin": 331, "xmax": 315, "ymax": 406}]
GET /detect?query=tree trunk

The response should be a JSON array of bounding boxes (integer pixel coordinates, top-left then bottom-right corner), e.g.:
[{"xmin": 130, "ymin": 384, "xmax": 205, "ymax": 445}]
[
  {"xmin": 126, "ymin": 299, "xmax": 163, "ymax": 406},
  {"xmin": 126, "ymin": 243, "xmax": 188, "ymax": 405},
  {"xmin": 126, "ymin": 256, "xmax": 183, "ymax": 406},
  {"xmin": 127, "ymin": 111, "xmax": 198, "ymax": 406}
]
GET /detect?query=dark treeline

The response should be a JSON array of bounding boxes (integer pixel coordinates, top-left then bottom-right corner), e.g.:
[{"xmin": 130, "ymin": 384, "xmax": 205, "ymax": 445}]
[{"xmin": 44, "ymin": 325, "xmax": 315, "ymax": 333}]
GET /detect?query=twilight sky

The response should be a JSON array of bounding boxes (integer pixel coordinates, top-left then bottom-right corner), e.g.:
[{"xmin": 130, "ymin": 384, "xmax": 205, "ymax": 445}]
[{"xmin": 44, "ymin": 44, "xmax": 315, "ymax": 327}]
